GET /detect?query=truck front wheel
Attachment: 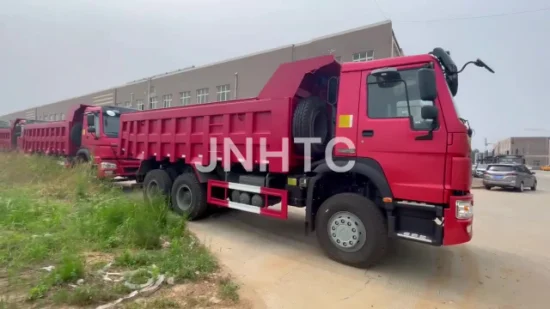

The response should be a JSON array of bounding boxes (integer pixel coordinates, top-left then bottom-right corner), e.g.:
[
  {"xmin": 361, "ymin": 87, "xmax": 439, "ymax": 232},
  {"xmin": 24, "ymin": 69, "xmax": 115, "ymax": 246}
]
[
  {"xmin": 315, "ymin": 193, "xmax": 388, "ymax": 268},
  {"xmin": 170, "ymin": 173, "xmax": 208, "ymax": 220},
  {"xmin": 143, "ymin": 169, "xmax": 173, "ymax": 204}
]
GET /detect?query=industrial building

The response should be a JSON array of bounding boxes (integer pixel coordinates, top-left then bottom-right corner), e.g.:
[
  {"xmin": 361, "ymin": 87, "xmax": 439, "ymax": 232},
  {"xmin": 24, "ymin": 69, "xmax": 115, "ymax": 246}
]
[
  {"xmin": 0, "ymin": 20, "xmax": 402, "ymax": 121},
  {"xmin": 492, "ymin": 137, "xmax": 550, "ymax": 167}
]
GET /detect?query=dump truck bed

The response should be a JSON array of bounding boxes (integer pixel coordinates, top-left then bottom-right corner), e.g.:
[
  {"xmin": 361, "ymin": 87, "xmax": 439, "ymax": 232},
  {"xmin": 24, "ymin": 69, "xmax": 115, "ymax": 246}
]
[
  {"xmin": 0, "ymin": 128, "xmax": 11, "ymax": 151},
  {"xmin": 119, "ymin": 97, "xmax": 296, "ymax": 173},
  {"xmin": 22, "ymin": 121, "xmax": 71, "ymax": 155}
]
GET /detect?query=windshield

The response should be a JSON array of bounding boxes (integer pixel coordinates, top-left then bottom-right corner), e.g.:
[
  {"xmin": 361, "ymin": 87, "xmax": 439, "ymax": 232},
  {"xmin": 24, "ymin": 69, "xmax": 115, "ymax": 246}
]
[
  {"xmin": 499, "ymin": 157, "xmax": 523, "ymax": 164},
  {"xmin": 102, "ymin": 107, "xmax": 137, "ymax": 138},
  {"xmin": 487, "ymin": 165, "xmax": 515, "ymax": 172},
  {"xmin": 103, "ymin": 112, "xmax": 120, "ymax": 138}
]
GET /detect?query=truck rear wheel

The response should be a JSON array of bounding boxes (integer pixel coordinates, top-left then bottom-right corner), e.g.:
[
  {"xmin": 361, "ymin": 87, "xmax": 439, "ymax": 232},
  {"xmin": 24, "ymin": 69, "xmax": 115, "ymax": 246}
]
[
  {"xmin": 143, "ymin": 169, "xmax": 173, "ymax": 204},
  {"xmin": 170, "ymin": 172, "xmax": 208, "ymax": 220},
  {"xmin": 315, "ymin": 193, "xmax": 388, "ymax": 268}
]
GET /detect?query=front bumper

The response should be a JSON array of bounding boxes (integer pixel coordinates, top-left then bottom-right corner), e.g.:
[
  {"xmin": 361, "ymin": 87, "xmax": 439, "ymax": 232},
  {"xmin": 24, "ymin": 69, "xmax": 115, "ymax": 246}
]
[
  {"xmin": 443, "ymin": 194, "xmax": 474, "ymax": 245},
  {"xmin": 96, "ymin": 159, "xmax": 140, "ymax": 179}
]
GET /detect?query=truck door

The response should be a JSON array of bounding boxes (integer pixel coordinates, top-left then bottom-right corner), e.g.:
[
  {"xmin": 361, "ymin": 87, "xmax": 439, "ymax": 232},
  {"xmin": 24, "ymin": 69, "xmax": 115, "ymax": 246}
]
[
  {"xmin": 355, "ymin": 66, "xmax": 448, "ymax": 204},
  {"xmin": 82, "ymin": 112, "xmax": 101, "ymax": 149}
]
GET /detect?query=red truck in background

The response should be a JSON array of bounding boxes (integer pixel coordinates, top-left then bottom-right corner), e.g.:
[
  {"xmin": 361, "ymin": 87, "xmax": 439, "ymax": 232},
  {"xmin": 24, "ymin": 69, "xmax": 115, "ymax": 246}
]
[
  {"xmin": 11, "ymin": 105, "xmax": 140, "ymax": 179},
  {"xmin": 119, "ymin": 47, "xmax": 492, "ymax": 267},
  {"xmin": 0, "ymin": 118, "xmax": 39, "ymax": 151}
]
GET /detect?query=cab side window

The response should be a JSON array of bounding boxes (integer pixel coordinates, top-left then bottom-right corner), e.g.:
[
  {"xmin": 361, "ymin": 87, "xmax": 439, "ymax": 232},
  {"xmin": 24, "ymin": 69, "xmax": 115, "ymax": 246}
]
[{"xmin": 367, "ymin": 69, "xmax": 435, "ymax": 130}]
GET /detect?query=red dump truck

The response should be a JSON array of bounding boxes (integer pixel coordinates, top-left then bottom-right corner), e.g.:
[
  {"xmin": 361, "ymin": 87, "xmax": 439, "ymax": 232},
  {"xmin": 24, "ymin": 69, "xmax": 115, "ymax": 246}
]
[
  {"xmin": 119, "ymin": 48, "xmax": 493, "ymax": 267},
  {"xmin": 17, "ymin": 105, "xmax": 140, "ymax": 179},
  {"xmin": 1, "ymin": 118, "xmax": 28, "ymax": 151},
  {"xmin": 0, "ymin": 118, "xmax": 49, "ymax": 151}
]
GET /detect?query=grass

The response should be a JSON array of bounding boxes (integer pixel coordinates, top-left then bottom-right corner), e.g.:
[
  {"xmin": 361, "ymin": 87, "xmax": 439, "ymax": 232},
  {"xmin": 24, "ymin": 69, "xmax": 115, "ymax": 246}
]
[
  {"xmin": 0, "ymin": 153, "xmax": 229, "ymax": 307},
  {"xmin": 219, "ymin": 277, "xmax": 240, "ymax": 302}
]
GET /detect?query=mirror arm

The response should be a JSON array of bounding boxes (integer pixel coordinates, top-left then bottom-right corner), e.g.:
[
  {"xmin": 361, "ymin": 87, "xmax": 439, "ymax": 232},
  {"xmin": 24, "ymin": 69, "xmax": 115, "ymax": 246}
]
[
  {"xmin": 415, "ymin": 120, "xmax": 438, "ymax": 141},
  {"xmin": 456, "ymin": 61, "xmax": 476, "ymax": 74}
]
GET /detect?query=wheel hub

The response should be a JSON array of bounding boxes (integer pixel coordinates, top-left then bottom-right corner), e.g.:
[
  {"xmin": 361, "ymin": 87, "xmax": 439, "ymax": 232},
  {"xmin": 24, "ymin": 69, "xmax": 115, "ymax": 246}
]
[
  {"xmin": 328, "ymin": 211, "xmax": 366, "ymax": 252},
  {"xmin": 176, "ymin": 185, "xmax": 192, "ymax": 211}
]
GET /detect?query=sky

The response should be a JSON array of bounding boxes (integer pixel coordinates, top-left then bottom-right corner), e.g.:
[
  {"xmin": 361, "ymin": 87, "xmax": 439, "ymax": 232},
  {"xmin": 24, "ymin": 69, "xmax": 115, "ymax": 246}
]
[{"xmin": 0, "ymin": 0, "xmax": 549, "ymax": 149}]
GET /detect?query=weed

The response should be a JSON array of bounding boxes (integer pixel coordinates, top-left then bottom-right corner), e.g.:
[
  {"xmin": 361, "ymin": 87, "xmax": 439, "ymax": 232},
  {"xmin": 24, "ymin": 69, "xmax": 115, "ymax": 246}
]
[
  {"xmin": 219, "ymin": 277, "xmax": 240, "ymax": 302},
  {"xmin": 51, "ymin": 254, "xmax": 85, "ymax": 284},
  {"xmin": 52, "ymin": 282, "xmax": 131, "ymax": 306},
  {"xmin": 0, "ymin": 153, "xmax": 223, "ymax": 307}
]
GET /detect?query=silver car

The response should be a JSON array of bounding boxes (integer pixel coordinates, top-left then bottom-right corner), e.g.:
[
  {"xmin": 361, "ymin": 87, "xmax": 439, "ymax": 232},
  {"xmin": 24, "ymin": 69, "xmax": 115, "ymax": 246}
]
[
  {"xmin": 483, "ymin": 164, "xmax": 537, "ymax": 192},
  {"xmin": 473, "ymin": 164, "xmax": 488, "ymax": 178}
]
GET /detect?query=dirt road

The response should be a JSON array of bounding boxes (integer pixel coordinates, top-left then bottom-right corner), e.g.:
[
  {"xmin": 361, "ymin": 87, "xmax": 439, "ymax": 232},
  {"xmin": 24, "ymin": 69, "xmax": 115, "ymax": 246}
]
[{"xmin": 188, "ymin": 172, "xmax": 550, "ymax": 309}]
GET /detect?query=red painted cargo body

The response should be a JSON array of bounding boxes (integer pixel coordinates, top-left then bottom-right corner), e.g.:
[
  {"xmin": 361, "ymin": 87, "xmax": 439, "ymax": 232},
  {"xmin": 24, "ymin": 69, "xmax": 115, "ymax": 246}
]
[
  {"xmin": 120, "ymin": 49, "xmax": 491, "ymax": 268},
  {"xmin": 119, "ymin": 56, "xmax": 338, "ymax": 173},
  {"xmin": 0, "ymin": 118, "xmax": 44, "ymax": 151}
]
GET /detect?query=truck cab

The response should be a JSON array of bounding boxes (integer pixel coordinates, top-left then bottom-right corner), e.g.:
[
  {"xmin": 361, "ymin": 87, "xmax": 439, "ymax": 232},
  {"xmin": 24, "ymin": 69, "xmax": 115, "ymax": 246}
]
[
  {"xmin": 319, "ymin": 49, "xmax": 475, "ymax": 247},
  {"xmin": 75, "ymin": 105, "xmax": 140, "ymax": 178}
]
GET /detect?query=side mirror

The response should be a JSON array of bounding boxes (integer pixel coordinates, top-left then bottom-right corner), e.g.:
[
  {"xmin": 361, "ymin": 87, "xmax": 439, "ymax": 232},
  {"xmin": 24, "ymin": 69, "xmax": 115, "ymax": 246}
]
[
  {"xmin": 531, "ymin": 171, "xmax": 536, "ymax": 175},
  {"xmin": 421, "ymin": 105, "xmax": 438, "ymax": 120},
  {"xmin": 86, "ymin": 114, "xmax": 95, "ymax": 126},
  {"xmin": 417, "ymin": 68, "xmax": 437, "ymax": 101}
]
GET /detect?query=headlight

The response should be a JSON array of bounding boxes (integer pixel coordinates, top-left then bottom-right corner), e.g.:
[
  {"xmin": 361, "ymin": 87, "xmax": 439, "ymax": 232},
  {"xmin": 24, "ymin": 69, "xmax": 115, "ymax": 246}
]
[
  {"xmin": 100, "ymin": 162, "xmax": 117, "ymax": 170},
  {"xmin": 456, "ymin": 200, "xmax": 473, "ymax": 219}
]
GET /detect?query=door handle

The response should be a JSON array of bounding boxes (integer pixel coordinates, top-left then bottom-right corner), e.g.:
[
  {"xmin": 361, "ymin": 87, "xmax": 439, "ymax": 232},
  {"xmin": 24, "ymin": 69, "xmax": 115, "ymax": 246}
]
[{"xmin": 362, "ymin": 130, "xmax": 374, "ymax": 137}]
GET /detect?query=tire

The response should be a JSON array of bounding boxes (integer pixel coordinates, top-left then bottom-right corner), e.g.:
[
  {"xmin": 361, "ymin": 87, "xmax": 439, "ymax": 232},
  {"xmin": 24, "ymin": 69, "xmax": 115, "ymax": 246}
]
[
  {"xmin": 484, "ymin": 185, "xmax": 492, "ymax": 190},
  {"xmin": 531, "ymin": 181, "xmax": 537, "ymax": 191},
  {"xmin": 516, "ymin": 182, "xmax": 524, "ymax": 192},
  {"xmin": 315, "ymin": 193, "xmax": 387, "ymax": 268},
  {"xmin": 143, "ymin": 169, "xmax": 173, "ymax": 204},
  {"xmin": 292, "ymin": 96, "xmax": 330, "ymax": 157},
  {"xmin": 170, "ymin": 172, "xmax": 209, "ymax": 220},
  {"xmin": 70, "ymin": 123, "xmax": 83, "ymax": 147},
  {"xmin": 75, "ymin": 149, "xmax": 90, "ymax": 163}
]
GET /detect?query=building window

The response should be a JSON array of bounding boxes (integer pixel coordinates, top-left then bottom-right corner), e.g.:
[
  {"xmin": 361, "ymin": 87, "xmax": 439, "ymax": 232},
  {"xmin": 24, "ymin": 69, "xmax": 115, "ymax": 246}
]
[
  {"xmin": 150, "ymin": 85, "xmax": 156, "ymax": 94},
  {"xmin": 180, "ymin": 91, "xmax": 191, "ymax": 106},
  {"xmin": 197, "ymin": 88, "xmax": 209, "ymax": 104},
  {"xmin": 137, "ymin": 99, "xmax": 144, "ymax": 110},
  {"xmin": 124, "ymin": 101, "xmax": 131, "ymax": 108},
  {"xmin": 163, "ymin": 94, "xmax": 172, "ymax": 108},
  {"xmin": 352, "ymin": 50, "xmax": 374, "ymax": 62},
  {"xmin": 61, "ymin": 113, "xmax": 65, "ymax": 120},
  {"xmin": 216, "ymin": 84, "xmax": 231, "ymax": 102},
  {"xmin": 149, "ymin": 96, "xmax": 158, "ymax": 109}
]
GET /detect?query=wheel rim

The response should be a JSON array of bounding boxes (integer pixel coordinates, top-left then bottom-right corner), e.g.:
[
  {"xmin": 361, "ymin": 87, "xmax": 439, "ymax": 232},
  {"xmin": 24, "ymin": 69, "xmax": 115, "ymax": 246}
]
[
  {"xmin": 176, "ymin": 184, "xmax": 193, "ymax": 211},
  {"xmin": 146, "ymin": 180, "xmax": 159, "ymax": 200},
  {"xmin": 327, "ymin": 211, "xmax": 367, "ymax": 252}
]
